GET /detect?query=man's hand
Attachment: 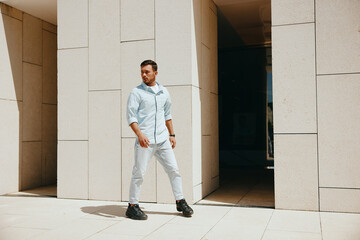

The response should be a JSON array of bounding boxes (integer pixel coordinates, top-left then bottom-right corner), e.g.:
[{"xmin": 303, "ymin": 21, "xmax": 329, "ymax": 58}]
[
  {"xmin": 138, "ymin": 132, "xmax": 150, "ymax": 148},
  {"xmin": 169, "ymin": 136, "xmax": 176, "ymax": 149},
  {"xmin": 165, "ymin": 119, "xmax": 176, "ymax": 149},
  {"xmin": 130, "ymin": 122, "xmax": 150, "ymax": 148}
]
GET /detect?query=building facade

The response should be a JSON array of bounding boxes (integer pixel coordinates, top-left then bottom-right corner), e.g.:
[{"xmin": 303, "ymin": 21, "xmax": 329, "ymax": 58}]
[{"xmin": 0, "ymin": 0, "xmax": 359, "ymax": 213}]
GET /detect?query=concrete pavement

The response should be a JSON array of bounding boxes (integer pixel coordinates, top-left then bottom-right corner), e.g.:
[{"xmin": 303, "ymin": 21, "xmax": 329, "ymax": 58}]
[{"xmin": 0, "ymin": 195, "xmax": 359, "ymax": 240}]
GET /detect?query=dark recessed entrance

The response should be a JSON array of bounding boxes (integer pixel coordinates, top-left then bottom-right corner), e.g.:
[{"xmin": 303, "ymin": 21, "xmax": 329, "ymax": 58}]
[{"xmin": 199, "ymin": 0, "xmax": 274, "ymax": 208}]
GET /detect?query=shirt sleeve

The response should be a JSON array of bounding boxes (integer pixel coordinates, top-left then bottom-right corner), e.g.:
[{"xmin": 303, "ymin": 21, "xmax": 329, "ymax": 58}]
[
  {"xmin": 127, "ymin": 92, "xmax": 140, "ymax": 125},
  {"xmin": 164, "ymin": 91, "xmax": 172, "ymax": 121}
]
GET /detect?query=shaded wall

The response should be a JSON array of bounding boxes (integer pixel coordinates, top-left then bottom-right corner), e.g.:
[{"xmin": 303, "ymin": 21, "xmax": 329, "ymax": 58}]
[
  {"xmin": 0, "ymin": 3, "xmax": 57, "ymax": 194},
  {"xmin": 194, "ymin": 0, "xmax": 219, "ymax": 200},
  {"xmin": 272, "ymin": 0, "xmax": 360, "ymax": 213}
]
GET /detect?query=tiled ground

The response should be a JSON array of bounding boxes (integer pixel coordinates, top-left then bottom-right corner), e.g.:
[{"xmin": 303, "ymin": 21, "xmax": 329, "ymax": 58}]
[{"xmin": 0, "ymin": 195, "xmax": 359, "ymax": 240}]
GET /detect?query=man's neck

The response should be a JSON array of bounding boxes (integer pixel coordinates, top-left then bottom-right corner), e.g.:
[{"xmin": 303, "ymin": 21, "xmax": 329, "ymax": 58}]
[{"xmin": 146, "ymin": 81, "xmax": 156, "ymax": 87}]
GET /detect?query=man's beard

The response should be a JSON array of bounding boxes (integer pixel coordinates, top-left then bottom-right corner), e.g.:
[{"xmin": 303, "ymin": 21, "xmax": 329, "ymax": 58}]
[{"xmin": 143, "ymin": 77, "xmax": 155, "ymax": 85}]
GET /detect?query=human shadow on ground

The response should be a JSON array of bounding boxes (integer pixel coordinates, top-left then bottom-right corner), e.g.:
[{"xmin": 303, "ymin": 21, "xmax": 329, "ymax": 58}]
[{"xmin": 81, "ymin": 205, "xmax": 181, "ymax": 219}]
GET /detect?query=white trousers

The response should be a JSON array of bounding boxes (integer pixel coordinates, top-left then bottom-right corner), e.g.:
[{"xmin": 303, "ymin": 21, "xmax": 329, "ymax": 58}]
[{"xmin": 129, "ymin": 139, "xmax": 184, "ymax": 204}]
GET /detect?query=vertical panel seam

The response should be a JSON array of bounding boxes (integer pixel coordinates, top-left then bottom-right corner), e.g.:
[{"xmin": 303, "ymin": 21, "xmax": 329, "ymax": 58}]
[
  {"xmin": 314, "ymin": 0, "xmax": 321, "ymax": 213},
  {"xmin": 87, "ymin": 0, "xmax": 90, "ymax": 200},
  {"xmin": 41, "ymin": 24, "xmax": 44, "ymax": 186},
  {"xmin": 119, "ymin": 90, "xmax": 122, "ymax": 201},
  {"xmin": 20, "ymin": 10, "xmax": 24, "ymax": 191},
  {"xmin": 119, "ymin": 0, "xmax": 123, "ymax": 202},
  {"xmin": 154, "ymin": 0, "xmax": 158, "ymax": 203},
  {"xmin": 119, "ymin": 0, "xmax": 122, "ymax": 202}
]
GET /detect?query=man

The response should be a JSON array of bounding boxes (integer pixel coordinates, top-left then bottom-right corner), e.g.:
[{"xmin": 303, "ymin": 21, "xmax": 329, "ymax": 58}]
[{"xmin": 125, "ymin": 60, "xmax": 194, "ymax": 220}]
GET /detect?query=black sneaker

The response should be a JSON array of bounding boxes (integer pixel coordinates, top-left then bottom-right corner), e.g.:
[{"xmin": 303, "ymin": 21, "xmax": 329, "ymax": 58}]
[
  {"xmin": 176, "ymin": 199, "xmax": 194, "ymax": 217},
  {"xmin": 126, "ymin": 203, "xmax": 148, "ymax": 220}
]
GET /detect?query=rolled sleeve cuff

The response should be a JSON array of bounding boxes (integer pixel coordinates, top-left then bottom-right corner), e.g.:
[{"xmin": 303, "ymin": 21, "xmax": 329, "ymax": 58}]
[
  {"xmin": 165, "ymin": 114, "xmax": 172, "ymax": 121},
  {"xmin": 128, "ymin": 117, "xmax": 138, "ymax": 125}
]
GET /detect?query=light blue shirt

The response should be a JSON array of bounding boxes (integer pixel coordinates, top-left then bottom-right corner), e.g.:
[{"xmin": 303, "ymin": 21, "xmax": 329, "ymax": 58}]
[{"xmin": 127, "ymin": 82, "xmax": 172, "ymax": 144}]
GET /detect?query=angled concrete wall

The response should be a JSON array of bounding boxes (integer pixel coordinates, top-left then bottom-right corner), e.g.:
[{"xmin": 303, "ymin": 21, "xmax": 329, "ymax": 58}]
[
  {"xmin": 0, "ymin": 3, "xmax": 57, "ymax": 194},
  {"xmin": 272, "ymin": 0, "xmax": 360, "ymax": 213},
  {"xmin": 57, "ymin": 0, "xmax": 218, "ymax": 203},
  {"xmin": 195, "ymin": 0, "xmax": 219, "ymax": 200}
]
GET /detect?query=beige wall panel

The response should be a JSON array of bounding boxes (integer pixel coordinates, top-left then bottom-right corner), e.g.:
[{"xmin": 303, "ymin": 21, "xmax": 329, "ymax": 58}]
[
  {"xmin": 191, "ymin": 85, "xmax": 202, "ymax": 202},
  {"xmin": 21, "ymin": 142, "xmax": 41, "ymax": 190},
  {"xmin": 320, "ymin": 188, "xmax": 360, "ymax": 213},
  {"xmin": 318, "ymin": 74, "xmax": 360, "ymax": 188},
  {"xmin": 156, "ymin": 86, "xmax": 193, "ymax": 203},
  {"xmin": 42, "ymin": 30, "xmax": 57, "ymax": 104},
  {"xmin": 192, "ymin": 84, "xmax": 202, "ymax": 186},
  {"xmin": 202, "ymin": 128, "xmax": 219, "ymax": 196},
  {"xmin": 274, "ymin": 134, "xmax": 319, "ymax": 211},
  {"xmin": 211, "ymin": 175, "xmax": 219, "ymax": 191},
  {"xmin": 193, "ymin": 0, "xmax": 201, "ymax": 44},
  {"xmin": 209, "ymin": 0, "xmax": 217, "ymax": 14},
  {"xmin": 200, "ymin": 89, "xmax": 211, "ymax": 136},
  {"xmin": 200, "ymin": 91, "xmax": 218, "ymax": 137},
  {"xmin": 42, "ymin": 141, "xmax": 57, "ymax": 185},
  {"xmin": 193, "ymin": 183, "xmax": 202, "ymax": 203},
  {"xmin": 120, "ymin": 0, "xmax": 154, "ymax": 41},
  {"xmin": 89, "ymin": 0, "xmax": 120, "ymax": 90},
  {"xmin": 316, "ymin": 0, "xmax": 360, "ymax": 74},
  {"xmin": 271, "ymin": 0, "xmax": 314, "ymax": 26},
  {"xmin": 18, "ymin": 101, "xmax": 23, "ymax": 190},
  {"xmin": 209, "ymin": 92, "xmax": 218, "ymax": 136},
  {"xmin": 121, "ymin": 138, "xmax": 156, "ymax": 202},
  {"xmin": 210, "ymin": 133, "xmax": 219, "ymax": 179},
  {"xmin": 209, "ymin": 10, "xmax": 218, "ymax": 94},
  {"xmin": 89, "ymin": 91, "xmax": 121, "ymax": 201},
  {"xmin": 193, "ymin": 123, "xmax": 202, "ymax": 187},
  {"xmin": 209, "ymin": 61, "xmax": 217, "ymax": 94},
  {"xmin": 120, "ymin": 40, "xmax": 154, "ymax": 137},
  {"xmin": 200, "ymin": 44, "xmax": 210, "ymax": 92},
  {"xmin": 42, "ymin": 104, "xmax": 57, "ymax": 142},
  {"xmin": 0, "ymin": 14, "xmax": 22, "ymax": 101},
  {"xmin": 155, "ymin": 0, "xmax": 192, "ymax": 86},
  {"xmin": 42, "ymin": 21, "xmax": 56, "ymax": 34},
  {"xmin": 0, "ymin": 100, "xmax": 20, "ymax": 194},
  {"xmin": 23, "ymin": 63, "xmax": 42, "ymax": 141},
  {"xmin": 201, "ymin": 135, "xmax": 212, "ymax": 196},
  {"xmin": 272, "ymin": 24, "xmax": 316, "ymax": 133},
  {"xmin": 0, "ymin": 3, "xmax": 22, "ymax": 20},
  {"xmin": 58, "ymin": 48, "xmax": 88, "ymax": 140},
  {"xmin": 193, "ymin": 0, "xmax": 202, "ymax": 89},
  {"xmin": 23, "ymin": 13, "xmax": 42, "ymax": 65},
  {"xmin": 58, "ymin": 0, "xmax": 88, "ymax": 48},
  {"xmin": 201, "ymin": 0, "xmax": 210, "ymax": 48},
  {"xmin": 58, "ymin": 141, "xmax": 88, "ymax": 199}
]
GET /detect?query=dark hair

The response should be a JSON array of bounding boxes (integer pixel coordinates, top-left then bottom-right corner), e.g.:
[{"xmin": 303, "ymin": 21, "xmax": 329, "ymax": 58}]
[{"xmin": 140, "ymin": 60, "xmax": 158, "ymax": 71}]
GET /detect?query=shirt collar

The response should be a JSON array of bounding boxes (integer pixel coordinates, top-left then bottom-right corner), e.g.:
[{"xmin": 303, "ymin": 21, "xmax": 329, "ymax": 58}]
[{"xmin": 141, "ymin": 81, "xmax": 164, "ymax": 94}]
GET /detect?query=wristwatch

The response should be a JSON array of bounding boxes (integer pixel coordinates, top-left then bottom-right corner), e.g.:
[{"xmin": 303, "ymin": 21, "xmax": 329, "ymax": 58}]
[{"xmin": 169, "ymin": 134, "xmax": 175, "ymax": 137}]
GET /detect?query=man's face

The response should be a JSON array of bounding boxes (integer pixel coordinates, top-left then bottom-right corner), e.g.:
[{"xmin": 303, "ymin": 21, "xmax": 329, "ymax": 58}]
[{"xmin": 141, "ymin": 64, "xmax": 157, "ymax": 86}]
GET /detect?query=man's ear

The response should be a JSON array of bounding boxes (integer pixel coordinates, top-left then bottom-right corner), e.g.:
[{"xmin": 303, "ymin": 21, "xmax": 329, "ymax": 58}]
[{"xmin": 154, "ymin": 71, "xmax": 158, "ymax": 76}]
